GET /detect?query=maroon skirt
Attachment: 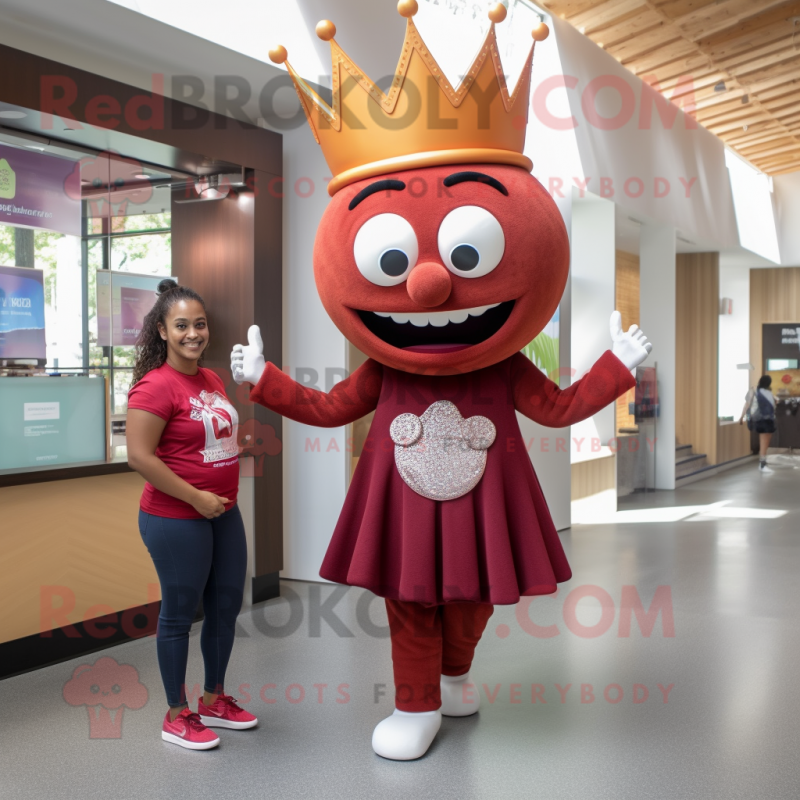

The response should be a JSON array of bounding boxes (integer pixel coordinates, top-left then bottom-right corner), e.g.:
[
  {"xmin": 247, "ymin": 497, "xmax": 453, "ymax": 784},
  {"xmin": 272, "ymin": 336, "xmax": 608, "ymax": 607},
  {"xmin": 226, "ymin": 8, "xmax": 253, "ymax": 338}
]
[{"xmin": 319, "ymin": 358, "xmax": 571, "ymax": 606}]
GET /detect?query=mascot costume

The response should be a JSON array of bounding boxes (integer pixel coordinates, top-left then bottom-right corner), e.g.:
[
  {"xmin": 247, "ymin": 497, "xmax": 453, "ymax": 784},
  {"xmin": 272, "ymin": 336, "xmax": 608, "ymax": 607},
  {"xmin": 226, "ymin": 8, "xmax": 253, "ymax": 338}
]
[{"xmin": 232, "ymin": 0, "xmax": 652, "ymax": 761}]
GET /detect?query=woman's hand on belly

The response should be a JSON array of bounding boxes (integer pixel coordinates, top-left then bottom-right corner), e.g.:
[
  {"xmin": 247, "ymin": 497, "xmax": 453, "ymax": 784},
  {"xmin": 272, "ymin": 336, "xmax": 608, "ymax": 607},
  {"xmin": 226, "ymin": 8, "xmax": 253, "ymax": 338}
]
[{"xmin": 191, "ymin": 490, "xmax": 230, "ymax": 519}]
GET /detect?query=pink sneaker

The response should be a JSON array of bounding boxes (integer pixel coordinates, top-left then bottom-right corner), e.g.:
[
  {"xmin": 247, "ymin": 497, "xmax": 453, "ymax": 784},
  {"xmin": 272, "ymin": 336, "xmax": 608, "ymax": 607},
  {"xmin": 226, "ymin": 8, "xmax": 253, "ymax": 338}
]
[
  {"xmin": 161, "ymin": 708, "xmax": 220, "ymax": 750},
  {"xmin": 198, "ymin": 693, "xmax": 258, "ymax": 730}
]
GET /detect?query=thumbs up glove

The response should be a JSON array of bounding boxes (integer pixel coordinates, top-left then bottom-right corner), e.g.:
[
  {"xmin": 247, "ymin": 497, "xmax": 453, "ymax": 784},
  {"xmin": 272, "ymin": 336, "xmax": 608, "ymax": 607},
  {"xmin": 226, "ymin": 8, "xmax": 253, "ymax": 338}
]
[
  {"xmin": 610, "ymin": 310, "xmax": 652, "ymax": 373},
  {"xmin": 231, "ymin": 324, "xmax": 266, "ymax": 385}
]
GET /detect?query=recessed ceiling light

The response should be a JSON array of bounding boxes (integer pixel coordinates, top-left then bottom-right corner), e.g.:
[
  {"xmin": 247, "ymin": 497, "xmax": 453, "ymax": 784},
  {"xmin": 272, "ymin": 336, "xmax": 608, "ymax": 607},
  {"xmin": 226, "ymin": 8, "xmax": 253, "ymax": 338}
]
[
  {"xmin": 133, "ymin": 173, "xmax": 149, "ymax": 179},
  {"xmin": 0, "ymin": 110, "xmax": 27, "ymax": 119}
]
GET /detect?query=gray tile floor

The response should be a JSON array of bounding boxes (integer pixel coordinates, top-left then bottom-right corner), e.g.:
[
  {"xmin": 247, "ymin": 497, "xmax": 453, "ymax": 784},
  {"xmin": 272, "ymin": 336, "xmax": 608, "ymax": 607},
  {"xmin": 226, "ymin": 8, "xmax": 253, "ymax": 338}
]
[{"xmin": 2, "ymin": 460, "xmax": 800, "ymax": 799}]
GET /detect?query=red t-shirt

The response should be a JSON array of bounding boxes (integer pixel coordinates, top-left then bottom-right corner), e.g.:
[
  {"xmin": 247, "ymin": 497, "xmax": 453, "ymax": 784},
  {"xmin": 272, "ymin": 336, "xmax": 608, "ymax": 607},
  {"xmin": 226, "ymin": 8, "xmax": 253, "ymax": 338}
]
[{"xmin": 127, "ymin": 363, "xmax": 239, "ymax": 519}]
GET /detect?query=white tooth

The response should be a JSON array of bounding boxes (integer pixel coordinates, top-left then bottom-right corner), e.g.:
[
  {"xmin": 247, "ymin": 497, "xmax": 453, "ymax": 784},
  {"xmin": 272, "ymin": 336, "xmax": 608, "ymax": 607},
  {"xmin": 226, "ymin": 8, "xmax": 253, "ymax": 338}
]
[
  {"xmin": 447, "ymin": 309, "xmax": 469, "ymax": 324},
  {"xmin": 428, "ymin": 311, "xmax": 451, "ymax": 327},
  {"xmin": 374, "ymin": 303, "xmax": 502, "ymax": 327}
]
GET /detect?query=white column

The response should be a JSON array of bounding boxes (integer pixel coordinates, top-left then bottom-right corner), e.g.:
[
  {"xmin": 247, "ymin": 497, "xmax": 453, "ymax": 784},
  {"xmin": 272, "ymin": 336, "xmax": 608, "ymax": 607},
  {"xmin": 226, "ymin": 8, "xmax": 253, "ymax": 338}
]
[
  {"xmin": 639, "ymin": 224, "xmax": 676, "ymax": 489},
  {"xmin": 570, "ymin": 191, "xmax": 617, "ymax": 446}
]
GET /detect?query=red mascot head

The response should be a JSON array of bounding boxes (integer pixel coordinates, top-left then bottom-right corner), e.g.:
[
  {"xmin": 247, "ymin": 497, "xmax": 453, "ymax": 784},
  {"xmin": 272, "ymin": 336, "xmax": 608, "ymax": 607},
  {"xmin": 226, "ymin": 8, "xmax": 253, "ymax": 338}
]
[{"xmin": 272, "ymin": 1, "xmax": 565, "ymax": 376}]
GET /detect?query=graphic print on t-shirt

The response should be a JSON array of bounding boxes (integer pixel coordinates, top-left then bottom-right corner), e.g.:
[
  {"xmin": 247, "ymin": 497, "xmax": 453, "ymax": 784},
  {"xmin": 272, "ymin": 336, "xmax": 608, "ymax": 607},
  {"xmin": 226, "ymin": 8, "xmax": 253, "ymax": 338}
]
[{"xmin": 189, "ymin": 390, "xmax": 239, "ymax": 463}]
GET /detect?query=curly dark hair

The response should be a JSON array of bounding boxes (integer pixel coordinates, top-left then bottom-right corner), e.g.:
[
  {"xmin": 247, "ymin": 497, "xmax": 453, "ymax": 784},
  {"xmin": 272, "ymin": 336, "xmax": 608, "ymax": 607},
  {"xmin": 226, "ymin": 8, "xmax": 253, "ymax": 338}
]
[{"xmin": 131, "ymin": 279, "xmax": 207, "ymax": 385}]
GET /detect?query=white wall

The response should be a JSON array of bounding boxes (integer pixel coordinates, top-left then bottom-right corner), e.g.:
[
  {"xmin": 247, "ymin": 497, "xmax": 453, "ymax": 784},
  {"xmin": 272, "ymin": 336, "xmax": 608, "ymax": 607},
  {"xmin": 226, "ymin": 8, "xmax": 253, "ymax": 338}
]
[
  {"xmin": 279, "ymin": 124, "xmax": 348, "ymax": 582},
  {"xmin": 522, "ymin": 10, "xmax": 585, "ymax": 531},
  {"xmin": 548, "ymin": 17, "xmax": 740, "ymax": 252},
  {"xmin": 639, "ymin": 224, "xmax": 676, "ymax": 490},
  {"xmin": 774, "ymin": 171, "xmax": 800, "ymax": 267},
  {"xmin": 569, "ymin": 192, "xmax": 617, "ymax": 449},
  {"xmin": 718, "ymin": 264, "xmax": 751, "ymax": 419}
]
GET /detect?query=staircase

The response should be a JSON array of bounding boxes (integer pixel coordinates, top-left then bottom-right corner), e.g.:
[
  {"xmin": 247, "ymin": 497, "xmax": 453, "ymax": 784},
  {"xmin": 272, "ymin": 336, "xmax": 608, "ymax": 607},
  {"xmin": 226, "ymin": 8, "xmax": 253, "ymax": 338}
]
[{"xmin": 676, "ymin": 443, "xmax": 708, "ymax": 479}]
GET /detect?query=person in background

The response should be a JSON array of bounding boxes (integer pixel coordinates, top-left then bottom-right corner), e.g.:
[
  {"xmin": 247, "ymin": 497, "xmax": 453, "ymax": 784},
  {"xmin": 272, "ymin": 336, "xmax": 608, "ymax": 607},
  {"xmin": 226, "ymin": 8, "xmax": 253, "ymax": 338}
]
[
  {"xmin": 740, "ymin": 374, "xmax": 776, "ymax": 473},
  {"xmin": 127, "ymin": 278, "xmax": 256, "ymax": 750}
]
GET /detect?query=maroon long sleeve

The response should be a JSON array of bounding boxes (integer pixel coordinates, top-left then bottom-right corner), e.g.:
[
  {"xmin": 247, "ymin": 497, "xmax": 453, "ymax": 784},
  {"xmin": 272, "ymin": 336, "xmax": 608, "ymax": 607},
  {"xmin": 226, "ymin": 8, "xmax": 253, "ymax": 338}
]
[
  {"xmin": 249, "ymin": 359, "xmax": 383, "ymax": 427},
  {"xmin": 511, "ymin": 350, "xmax": 635, "ymax": 427}
]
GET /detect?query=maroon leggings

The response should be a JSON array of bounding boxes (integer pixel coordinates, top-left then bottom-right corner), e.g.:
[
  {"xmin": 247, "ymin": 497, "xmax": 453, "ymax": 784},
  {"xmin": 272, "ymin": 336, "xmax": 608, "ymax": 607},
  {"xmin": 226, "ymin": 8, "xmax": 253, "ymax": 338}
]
[{"xmin": 385, "ymin": 599, "xmax": 494, "ymax": 712}]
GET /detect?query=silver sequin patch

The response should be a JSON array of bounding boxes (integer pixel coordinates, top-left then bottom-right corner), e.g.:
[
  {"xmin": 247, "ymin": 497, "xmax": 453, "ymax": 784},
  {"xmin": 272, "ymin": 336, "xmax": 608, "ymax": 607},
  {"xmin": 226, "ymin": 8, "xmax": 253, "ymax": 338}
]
[{"xmin": 391, "ymin": 400, "xmax": 496, "ymax": 501}]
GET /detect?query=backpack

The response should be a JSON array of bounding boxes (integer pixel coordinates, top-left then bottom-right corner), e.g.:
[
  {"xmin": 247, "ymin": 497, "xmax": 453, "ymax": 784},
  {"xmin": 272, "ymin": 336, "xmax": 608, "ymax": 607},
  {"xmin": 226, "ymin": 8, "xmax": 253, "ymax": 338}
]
[{"xmin": 747, "ymin": 389, "xmax": 774, "ymax": 426}]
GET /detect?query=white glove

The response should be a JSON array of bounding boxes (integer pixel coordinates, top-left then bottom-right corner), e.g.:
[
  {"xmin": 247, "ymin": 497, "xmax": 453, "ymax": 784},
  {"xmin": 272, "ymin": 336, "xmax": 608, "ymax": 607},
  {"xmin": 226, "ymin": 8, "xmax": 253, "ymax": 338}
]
[
  {"xmin": 610, "ymin": 310, "xmax": 652, "ymax": 372},
  {"xmin": 231, "ymin": 325, "xmax": 266, "ymax": 385}
]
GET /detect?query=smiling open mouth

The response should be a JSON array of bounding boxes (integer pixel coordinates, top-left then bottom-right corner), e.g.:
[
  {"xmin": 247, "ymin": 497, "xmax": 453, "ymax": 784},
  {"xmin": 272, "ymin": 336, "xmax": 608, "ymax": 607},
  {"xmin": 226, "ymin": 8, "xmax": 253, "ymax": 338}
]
[{"xmin": 357, "ymin": 300, "xmax": 515, "ymax": 348}]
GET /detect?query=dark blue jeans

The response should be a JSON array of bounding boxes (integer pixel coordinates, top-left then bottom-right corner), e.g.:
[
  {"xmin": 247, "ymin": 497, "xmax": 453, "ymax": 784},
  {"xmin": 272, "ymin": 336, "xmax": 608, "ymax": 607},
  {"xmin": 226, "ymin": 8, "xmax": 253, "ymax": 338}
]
[{"xmin": 138, "ymin": 505, "xmax": 247, "ymax": 707}]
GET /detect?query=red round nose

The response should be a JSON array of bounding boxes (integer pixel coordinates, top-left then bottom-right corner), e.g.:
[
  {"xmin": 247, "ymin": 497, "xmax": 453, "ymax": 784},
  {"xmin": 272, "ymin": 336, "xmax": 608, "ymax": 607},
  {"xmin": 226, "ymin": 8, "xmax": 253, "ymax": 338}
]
[{"xmin": 406, "ymin": 262, "xmax": 452, "ymax": 308}]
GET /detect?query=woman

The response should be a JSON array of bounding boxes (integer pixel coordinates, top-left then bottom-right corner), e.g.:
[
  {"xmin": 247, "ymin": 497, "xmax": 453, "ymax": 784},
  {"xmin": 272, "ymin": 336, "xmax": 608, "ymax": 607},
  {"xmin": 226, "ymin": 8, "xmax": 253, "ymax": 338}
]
[
  {"xmin": 127, "ymin": 279, "xmax": 256, "ymax": 750},
  {"xmin": 740, "ymin": 374, "xmax": 776, "ymax": 473}
]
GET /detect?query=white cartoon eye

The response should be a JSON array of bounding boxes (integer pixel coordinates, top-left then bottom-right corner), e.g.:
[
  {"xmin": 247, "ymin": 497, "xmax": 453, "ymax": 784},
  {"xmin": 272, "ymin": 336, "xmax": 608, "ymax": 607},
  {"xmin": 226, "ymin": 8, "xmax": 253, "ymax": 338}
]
[
  {"xmin": 353, "ymin": 213, "xmax": 418, "ymax": 286},
  {"xmin": 438, "ymin": 205, "xmax": 505, "ymax": 278}
]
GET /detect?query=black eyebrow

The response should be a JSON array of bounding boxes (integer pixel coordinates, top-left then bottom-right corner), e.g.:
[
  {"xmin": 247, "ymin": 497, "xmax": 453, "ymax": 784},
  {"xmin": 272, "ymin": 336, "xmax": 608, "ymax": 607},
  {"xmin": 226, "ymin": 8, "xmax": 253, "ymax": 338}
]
[
  {"xmin": 443, "ymin": 171, "xmax": 508, "ymax": 196},
  {"xmin": 348, "ymin": 179, "xmax": 406, "ymax": 210}
]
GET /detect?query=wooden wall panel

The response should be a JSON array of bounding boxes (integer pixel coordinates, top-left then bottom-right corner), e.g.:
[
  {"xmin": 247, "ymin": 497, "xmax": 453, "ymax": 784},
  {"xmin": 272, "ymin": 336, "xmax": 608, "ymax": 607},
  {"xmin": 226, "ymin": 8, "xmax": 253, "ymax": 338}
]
[
  {"xmin": 0, "ymin": 473, "xmax": 153, "ymax": 644},
  {"xmin": 172, "ymin": 176, "xmax": 283, "ymax": 582},
  {"xmin": 615, "ymin": 250, "xmax": 640, "ymax": 433},
  {"xmin": 717, "ymin": 421, "xmax": 751, "ymax": 463},
  {"xmin": 676, "ymin": 252, "xmax": 720, "ymax": 464},
  {"xmin": 571, "ymin": 455, "xmax": 616, "ymax": 501},
  {"xmin": 750, "ymin": 268, "xmax": 800, "ymax": 376}
]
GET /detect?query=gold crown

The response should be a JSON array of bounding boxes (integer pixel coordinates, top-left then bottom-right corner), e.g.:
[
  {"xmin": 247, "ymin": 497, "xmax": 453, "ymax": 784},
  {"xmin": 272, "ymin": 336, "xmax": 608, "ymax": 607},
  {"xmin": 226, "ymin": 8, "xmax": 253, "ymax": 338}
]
[{"xmin": 269, "ymin": 0, "xmax": 549, "ymax": 196}]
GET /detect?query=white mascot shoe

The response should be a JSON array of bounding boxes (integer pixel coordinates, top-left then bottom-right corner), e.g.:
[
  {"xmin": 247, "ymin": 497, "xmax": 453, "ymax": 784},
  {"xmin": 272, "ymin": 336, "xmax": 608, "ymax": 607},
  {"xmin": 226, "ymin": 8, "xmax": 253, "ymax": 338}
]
[
  {"xmin": 372, "ymin": 709, "xmax": 442, "ymax": 760},
  {"xmin": 440, "ymin": 673, "xmax": 480, "ymax": 717}
]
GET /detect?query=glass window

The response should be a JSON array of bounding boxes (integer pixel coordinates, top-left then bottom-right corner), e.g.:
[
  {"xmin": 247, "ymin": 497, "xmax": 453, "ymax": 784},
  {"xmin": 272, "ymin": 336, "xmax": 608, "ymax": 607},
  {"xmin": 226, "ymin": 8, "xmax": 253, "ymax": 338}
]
[
  {"xmin": 111, "ymin": 210, "xmax": 171, "ymax": 233},
  {"xmin": 110, "ymin": 231, "xmax": 171, "ymax": 274},
  {"xmin": 0, "ymin": 145, "xmax": 176, "ymax": 472}
]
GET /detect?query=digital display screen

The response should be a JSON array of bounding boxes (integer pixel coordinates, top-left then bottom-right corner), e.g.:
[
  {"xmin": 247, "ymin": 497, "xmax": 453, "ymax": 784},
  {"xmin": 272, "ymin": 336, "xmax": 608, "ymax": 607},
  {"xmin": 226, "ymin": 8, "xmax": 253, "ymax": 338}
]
[
  {"xmin": 97, "ymin": 271, "xmax": 165, "ymax": 346},
  {"xmin": 0, "ymin": 265, "xmax": 46, "ymax": 360},
  {"xmin": 0, "ymin": 376, "xmax": 106, "ymax": 470}
]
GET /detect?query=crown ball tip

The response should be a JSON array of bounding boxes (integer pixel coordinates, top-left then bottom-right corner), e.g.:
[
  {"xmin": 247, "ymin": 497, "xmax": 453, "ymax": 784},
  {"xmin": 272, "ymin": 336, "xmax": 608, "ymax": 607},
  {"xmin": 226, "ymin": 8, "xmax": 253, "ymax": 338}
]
[
  {"xmin": 268, "ymin": 45, "xmax": 288, "ymax": 64},
  {"xmin": 488, "ymin": 3, "xmax": 508, "ymax": 23},
  {"xmin": 532, "ymin": 22, "xmax": 550, "ymax": 41},
  {"xmin": 316, "ymin": 20, "xmax": 337, "ymax": 41},
  {"xmin": 397, "ymin": 0, "xmax": 418, "ymax": 18}
]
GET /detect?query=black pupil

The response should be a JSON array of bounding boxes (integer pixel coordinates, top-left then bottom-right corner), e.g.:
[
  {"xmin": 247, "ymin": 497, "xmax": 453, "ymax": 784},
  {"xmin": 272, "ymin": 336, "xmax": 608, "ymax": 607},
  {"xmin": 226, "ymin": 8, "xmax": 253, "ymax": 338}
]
[
  {"xmin": 380, "ymin": 249, "xmax": 409, "ymax": 277},
  {"xmin": 451, "ymin": 244, "xmax": 480, "ymax": 271}
]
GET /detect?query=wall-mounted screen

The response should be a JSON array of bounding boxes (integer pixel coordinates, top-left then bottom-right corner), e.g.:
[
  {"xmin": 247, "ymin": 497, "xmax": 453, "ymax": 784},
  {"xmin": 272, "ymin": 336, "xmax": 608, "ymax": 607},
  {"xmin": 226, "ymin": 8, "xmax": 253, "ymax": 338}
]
[
  {"xmin": 97, "ymin": 270, "xmax": 166, "ymax": 346},
  {"xmin": 767, "ymin": 359, "xmax": 798, "ymax": 371},
  {"xmin": 0, "ymin": 376, "xmax": 106, "ymax": 470},
  {"xmin": 762, "ymin": 324, "xmax": 800, "ymax": 370},
  {"xmin": 0, "ymin": 265, "xmax": 46, "ymax": 360}
]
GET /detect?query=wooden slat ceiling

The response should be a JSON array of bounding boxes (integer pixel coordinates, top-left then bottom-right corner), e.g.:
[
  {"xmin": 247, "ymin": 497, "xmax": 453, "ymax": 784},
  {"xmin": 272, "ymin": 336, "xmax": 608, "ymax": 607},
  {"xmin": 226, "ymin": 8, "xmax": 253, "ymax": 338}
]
[{"xmin": 539, "ymin": 0, "xmax": 800, "ymax": 174}]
